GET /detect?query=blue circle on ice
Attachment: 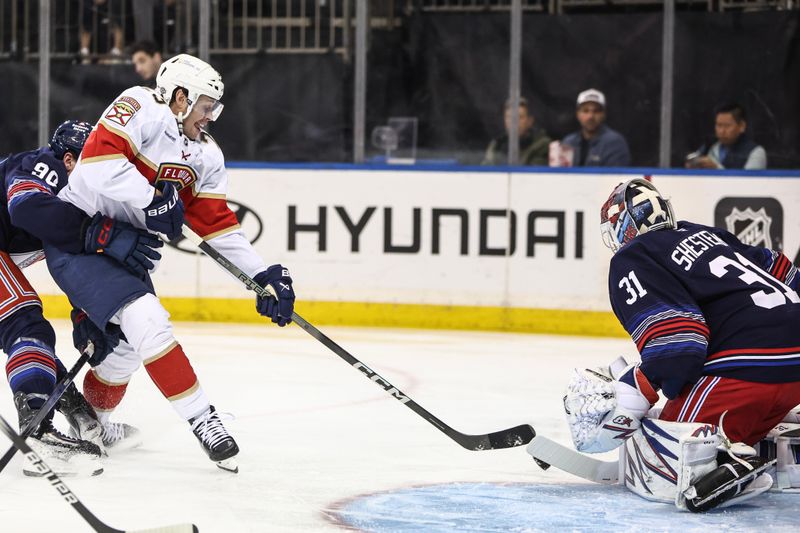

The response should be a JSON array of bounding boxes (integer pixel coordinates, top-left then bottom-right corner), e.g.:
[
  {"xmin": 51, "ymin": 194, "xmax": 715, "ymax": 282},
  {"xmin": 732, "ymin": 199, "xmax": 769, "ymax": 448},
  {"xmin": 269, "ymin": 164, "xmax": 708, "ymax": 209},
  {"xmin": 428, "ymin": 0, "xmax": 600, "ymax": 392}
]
[{"xmin": 330, "ymin": 482, "xmax": 798, "ymax": 532}]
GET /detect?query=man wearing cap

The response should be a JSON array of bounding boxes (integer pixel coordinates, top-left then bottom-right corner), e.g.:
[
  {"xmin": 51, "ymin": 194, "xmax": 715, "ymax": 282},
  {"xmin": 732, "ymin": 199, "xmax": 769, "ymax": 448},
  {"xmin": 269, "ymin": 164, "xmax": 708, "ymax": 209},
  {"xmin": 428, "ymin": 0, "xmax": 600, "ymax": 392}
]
[{"xmin": 562, "ymin": 88, "xmax": 631, "ymax": 167}]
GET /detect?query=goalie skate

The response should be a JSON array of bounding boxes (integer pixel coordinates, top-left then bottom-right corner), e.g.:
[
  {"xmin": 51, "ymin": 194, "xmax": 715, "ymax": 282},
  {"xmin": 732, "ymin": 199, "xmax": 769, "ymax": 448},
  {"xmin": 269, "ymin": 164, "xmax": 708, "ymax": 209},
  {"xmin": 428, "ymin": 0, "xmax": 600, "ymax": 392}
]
[
  {"xmin": 15, "ymin": 392, "xmax": 103, "ymax": 477},
  {"xmin": 189, "ymin": 406, "xmax": 239, "ymax": 473}
]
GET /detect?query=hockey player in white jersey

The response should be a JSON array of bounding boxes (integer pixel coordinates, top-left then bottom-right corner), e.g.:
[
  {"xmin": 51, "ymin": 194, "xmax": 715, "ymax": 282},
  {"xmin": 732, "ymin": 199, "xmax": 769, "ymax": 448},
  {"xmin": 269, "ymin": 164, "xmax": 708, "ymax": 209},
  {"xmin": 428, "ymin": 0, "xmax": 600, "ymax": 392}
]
[{"xmin": 44, "ymin": 54, "xmax": 296, "ymax": 472}]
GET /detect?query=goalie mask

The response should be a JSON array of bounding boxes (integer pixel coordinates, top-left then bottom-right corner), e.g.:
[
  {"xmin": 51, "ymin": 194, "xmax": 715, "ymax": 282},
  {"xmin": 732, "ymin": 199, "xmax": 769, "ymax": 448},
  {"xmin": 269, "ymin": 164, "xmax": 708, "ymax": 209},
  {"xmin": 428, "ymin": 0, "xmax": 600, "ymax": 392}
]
[
  {"xmin": 156, "ymin": 54, "xmax": 225, "ymax": 125},
  {"xmin": 600, "ymin": 178, "xmax": 676, "ymax": 253}
]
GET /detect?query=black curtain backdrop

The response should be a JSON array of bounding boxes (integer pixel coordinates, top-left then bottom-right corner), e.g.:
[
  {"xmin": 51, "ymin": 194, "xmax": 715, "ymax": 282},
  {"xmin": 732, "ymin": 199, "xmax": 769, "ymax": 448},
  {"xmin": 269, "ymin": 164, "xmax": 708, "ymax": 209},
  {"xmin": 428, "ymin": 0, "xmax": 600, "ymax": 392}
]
[
  {"xmin": 1, "ymin": 11, "xmax": 798, "ymax": 167},
  {"xmin": 0, "ymin": 54, "xmax": 348, "ymax": 162},
  {"xmin": 371, "ymin": 11, "xmax": 800, "ymax": 167}
]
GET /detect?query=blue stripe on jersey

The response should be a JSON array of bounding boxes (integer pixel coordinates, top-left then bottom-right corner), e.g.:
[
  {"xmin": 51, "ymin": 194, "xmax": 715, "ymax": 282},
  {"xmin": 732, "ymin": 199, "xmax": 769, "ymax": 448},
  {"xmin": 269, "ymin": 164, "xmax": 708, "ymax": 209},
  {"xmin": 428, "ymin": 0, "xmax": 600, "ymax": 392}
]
[
  {"xmin": 625, "ymin": 303, "xmax": 705, "ymax": 333},
  {"xmin": 641, "ymin": 341, "xmax": 707, "ymax": 360}
]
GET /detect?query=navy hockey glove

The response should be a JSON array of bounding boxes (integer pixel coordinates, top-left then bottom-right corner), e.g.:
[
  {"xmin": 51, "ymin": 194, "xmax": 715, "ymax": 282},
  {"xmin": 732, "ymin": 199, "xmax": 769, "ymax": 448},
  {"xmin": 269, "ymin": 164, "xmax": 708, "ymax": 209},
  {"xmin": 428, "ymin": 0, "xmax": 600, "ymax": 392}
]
[
  {"xmin": 84, "ymin": 212, "xmax": 163, "ymax": 276},
  {"xmin": 70, "ymin": 309, "xmax": 122, "ymax": 367},
  {"xmin": 144, "ymin": 181, "xmax": 184, "ymax": 241},
  {"xmin": 254, "ymin": 264, "xmax": 295, "ymax": 327}
]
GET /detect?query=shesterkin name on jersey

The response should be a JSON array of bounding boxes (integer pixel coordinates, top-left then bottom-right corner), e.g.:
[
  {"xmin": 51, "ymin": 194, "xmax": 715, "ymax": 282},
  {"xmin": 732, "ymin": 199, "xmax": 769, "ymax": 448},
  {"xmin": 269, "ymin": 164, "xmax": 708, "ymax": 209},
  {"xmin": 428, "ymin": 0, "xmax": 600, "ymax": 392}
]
[
  {"xmin": 670, "ymin": 230, "xmax": 726, "ymax": 272},
  {"xmin": 105, "ymin": 95, "xmax": 142, "ymax": 127},
  {"xmin": 155, "ymin": 163, "xmax": 197, "ymax": 191}
]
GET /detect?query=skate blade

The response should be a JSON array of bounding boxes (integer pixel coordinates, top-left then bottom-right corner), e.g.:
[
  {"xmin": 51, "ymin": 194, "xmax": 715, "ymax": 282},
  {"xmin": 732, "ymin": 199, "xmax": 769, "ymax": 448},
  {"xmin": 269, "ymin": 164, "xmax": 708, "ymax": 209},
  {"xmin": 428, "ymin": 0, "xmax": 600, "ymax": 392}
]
[
  {"xmin": 215, "ymin": 457, "xmax": 238, "ymax": 473},
  {"xmin": 24, "ymin": 466, "xmax": 104, "ymax": 477}
]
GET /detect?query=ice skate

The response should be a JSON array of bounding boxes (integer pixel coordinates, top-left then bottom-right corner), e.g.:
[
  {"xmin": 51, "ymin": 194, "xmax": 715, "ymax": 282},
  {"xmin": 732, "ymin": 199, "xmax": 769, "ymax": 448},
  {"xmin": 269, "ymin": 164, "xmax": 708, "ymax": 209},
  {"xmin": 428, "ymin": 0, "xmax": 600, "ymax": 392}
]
[
  {"xmin": 99, "ymin": 421, "xmax": 142, "ymax": 454},
  {"xmin": 58, "ymin": 382, "xmax": 102, "ymax": 442},
  {"xmin": 15, "ymin": 392, "xmax": 103, "ymax": 477},
  {"xmin": 189, "ymin": 406, "xmax": 239, "ymax": 473}
]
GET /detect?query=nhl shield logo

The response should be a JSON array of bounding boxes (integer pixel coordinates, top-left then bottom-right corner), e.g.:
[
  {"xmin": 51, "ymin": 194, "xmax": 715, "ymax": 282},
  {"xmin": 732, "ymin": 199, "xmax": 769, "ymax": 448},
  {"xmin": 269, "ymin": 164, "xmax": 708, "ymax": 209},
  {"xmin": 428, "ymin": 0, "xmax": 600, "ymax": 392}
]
[
  {"xmin": 724, "ymin": 207, "xmax": 772, "ymax": 248},
  {"xmin": 714, "ymin": 197, "xmax": 783, "ymax": 251}
]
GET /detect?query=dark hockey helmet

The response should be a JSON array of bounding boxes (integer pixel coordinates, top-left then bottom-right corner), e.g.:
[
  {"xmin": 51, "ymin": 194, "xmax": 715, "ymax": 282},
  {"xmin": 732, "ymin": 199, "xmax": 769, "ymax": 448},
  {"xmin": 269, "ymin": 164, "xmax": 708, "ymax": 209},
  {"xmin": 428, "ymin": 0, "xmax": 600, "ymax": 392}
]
[
  {"xmin": 50, "ymin": 120, "xmax": 93, "ymax": 159},
  {"xmin": 600, "ymin": 178, "xmax": 676, "ymax": 253}
]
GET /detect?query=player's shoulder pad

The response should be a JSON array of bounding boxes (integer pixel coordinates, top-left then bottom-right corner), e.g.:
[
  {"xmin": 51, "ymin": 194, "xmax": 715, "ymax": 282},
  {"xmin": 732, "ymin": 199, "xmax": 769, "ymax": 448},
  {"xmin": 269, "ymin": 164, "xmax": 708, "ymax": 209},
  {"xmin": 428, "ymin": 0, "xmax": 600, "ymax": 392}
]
[{"xmin": 103, "ymin": 86, "xmax": 169, "ymax": 129}]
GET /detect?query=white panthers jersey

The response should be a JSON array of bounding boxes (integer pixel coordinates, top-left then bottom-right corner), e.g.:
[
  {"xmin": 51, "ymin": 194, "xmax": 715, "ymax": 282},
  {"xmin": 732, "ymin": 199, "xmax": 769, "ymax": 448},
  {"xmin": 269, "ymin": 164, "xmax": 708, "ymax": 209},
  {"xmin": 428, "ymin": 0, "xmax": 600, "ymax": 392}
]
[{"xmin": 60, "ymin": 85, "xmax": 267, "ymax": 276}]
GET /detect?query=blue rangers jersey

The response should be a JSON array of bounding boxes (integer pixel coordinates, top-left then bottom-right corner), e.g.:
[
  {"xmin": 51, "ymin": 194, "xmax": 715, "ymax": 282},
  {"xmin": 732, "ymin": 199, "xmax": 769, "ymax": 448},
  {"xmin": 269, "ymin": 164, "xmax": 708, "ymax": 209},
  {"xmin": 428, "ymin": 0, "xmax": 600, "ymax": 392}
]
[
  {"xmin": 609, "ymin": 221, "xmax": 799, "ymax": 398},
  {"xmin": 0, "ymin": 147, "xmax": 88, "ymax": 262}
]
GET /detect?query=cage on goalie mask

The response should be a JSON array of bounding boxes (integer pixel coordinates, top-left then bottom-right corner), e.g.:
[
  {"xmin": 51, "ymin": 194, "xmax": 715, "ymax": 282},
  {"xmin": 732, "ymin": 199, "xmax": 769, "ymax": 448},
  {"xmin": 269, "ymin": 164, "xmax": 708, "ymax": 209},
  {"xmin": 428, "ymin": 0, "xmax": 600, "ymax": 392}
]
[
  {"xmin": 600, "ymin": 178, "xmax": 676, "ymax": 253},
  {"xmin": 50, "ymin": 120, "xmax": 92, "ymax": 159}
]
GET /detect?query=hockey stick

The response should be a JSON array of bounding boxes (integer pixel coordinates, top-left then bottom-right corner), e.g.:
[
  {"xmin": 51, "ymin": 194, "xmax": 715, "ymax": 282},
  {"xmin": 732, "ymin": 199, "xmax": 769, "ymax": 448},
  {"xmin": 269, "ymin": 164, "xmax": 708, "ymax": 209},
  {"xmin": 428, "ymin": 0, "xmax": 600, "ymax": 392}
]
[
  {"xmin": 0, "ymin": 414, "xmax": 197, "ymax": 533},
  {"xmin": 526, "ymin": 434, "xmax": 619, "ymax": 484},
  {"xmin": 0, "ymin": 343, "xmax": 95, "ymax": 473},
  {"xmin": 181, "ymin": 224, "xmax": 535, "ymax": 451}
]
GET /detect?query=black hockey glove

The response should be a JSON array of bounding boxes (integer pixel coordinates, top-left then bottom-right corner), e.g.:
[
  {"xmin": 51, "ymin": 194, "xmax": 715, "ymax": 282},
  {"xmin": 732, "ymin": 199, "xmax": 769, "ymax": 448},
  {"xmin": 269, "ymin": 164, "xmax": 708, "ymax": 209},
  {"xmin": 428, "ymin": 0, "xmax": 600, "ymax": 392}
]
[
  {"xmin": 84, "ymin": 212, "xmax": 163, "ymax": 277},
  {"xmin": 254, "ymin": 264, "xmax": 295, "ymax": 327},
  {"xmin": 143, "ymin": 181, "xmax": 184, "ymax": 241},
  {"xmin": 70, "ymin": 309, "xmax": 122, "ymax": 367}
]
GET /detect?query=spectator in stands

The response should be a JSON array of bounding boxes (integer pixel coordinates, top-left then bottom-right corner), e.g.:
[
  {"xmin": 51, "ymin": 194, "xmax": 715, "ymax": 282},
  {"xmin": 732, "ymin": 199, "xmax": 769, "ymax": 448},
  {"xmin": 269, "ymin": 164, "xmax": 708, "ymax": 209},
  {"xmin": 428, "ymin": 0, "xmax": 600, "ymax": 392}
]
[
  {"xmin": 561, "ymin": 88, "xmax": 631, "ymax": 167},
  {"xmin": 482, "ymin": 97, "xmax": 551, "ymax": 166},
  {"xmin": 79, "ymin": 0, "xmax": 125, "ymax": 64},
  {"xmin": 130, "ymin": 41, "xmax": 163, "ymax": 83},
  {"xmin": 685, "ymin": 102, "xmax": 767, "ymax": 170}
]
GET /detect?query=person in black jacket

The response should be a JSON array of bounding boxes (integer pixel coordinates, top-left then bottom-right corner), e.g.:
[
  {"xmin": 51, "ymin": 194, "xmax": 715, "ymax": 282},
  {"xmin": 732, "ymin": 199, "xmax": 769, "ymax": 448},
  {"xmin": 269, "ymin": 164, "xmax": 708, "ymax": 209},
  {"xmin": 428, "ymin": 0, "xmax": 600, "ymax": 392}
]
[{"xmin": 685, "ymin": 103, "xmax": 767, "ymax": 170}]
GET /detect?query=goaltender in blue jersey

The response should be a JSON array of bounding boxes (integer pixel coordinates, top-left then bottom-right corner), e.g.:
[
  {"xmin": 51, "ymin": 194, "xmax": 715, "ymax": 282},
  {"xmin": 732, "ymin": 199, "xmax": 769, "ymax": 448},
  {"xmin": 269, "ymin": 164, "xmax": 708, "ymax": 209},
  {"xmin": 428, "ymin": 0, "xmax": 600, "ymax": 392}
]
[
  {"xmin": 609, "ymin": 220, "xmax": 799, "ymax": 396},
  {"xmin": 562, "ymin": 178, "xmax": 799, "ymax": 513},
  {"xmin": 0, "ymin": 120, "xmax": 162, "ymax": 476}
]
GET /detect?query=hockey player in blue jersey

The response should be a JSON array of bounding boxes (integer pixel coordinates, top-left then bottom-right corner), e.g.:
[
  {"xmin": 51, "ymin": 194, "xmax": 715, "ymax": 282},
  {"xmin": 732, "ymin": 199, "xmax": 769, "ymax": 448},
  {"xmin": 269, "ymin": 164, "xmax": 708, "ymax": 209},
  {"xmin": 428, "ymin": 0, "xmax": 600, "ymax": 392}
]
[
  {"xmin": 563, "ymin": 178, "xmax": 800, "ymax": 511},
  {"xmin": 0, "ymin": 120, "xmax": 162, "ymax": 475}
]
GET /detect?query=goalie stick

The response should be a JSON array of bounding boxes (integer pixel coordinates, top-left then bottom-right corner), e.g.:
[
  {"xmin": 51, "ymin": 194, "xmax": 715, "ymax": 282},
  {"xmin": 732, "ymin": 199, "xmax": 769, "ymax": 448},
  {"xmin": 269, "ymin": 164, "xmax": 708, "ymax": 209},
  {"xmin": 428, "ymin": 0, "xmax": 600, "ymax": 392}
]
[
  {"xmin": 0, "ymin": 342, "xmax": 94, "ymax": 473},
  {"xmin": 0, "ymin": 414, "xmax": 197, "ymax": 533},
  {"xmin": 180, "ymin": 224, "xmax": 535, "ymax": 451},
  {"xmin": 526, "ymin": 434, "xmax": 619, "ymax": 484}
]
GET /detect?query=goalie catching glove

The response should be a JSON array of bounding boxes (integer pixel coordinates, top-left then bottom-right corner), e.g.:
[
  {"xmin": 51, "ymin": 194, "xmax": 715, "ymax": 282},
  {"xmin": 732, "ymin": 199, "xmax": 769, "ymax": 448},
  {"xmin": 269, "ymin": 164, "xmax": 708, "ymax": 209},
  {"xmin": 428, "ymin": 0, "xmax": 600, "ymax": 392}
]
[
  {"xmin": 564, "ymin": 362, "xmax": 657, "ymax": 453},
  {"xmin": 254, "ymin": 264, "xmax": 295, "ymax": 327}
]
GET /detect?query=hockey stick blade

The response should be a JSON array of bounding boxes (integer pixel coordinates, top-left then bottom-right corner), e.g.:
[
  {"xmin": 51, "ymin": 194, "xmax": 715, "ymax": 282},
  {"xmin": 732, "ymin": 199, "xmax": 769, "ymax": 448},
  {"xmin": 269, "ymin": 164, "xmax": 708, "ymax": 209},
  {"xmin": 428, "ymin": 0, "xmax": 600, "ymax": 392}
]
[
  {"xmin": 0, "ymin": 414, "xmax": 198, "ymax": 533},
  {"xmin": 181, "ymin": 224, "xmax": 535, "ymax": 451},
  {"xmin": 526, "ymin": 435, "xmax": 619, "ymax": 484},
  {"xmin": 127, "ymin": 526, "xmax": 198, "ymax": 533},
  {"xmin": 0, "ymin": 343, "xmax": 94, "ymax": 473}
]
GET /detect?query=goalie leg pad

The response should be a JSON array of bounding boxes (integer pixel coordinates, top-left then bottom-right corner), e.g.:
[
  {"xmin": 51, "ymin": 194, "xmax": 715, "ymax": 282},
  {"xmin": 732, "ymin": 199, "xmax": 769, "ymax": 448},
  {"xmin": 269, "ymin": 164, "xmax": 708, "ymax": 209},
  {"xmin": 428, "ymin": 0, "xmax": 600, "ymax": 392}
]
[
  {"xmin": 757, "ymin": 421, "xmax": 800, "ymax": 491},
  {"xmin": 619, "ymin": 418, "xmax": 721, "ymax": 508}
]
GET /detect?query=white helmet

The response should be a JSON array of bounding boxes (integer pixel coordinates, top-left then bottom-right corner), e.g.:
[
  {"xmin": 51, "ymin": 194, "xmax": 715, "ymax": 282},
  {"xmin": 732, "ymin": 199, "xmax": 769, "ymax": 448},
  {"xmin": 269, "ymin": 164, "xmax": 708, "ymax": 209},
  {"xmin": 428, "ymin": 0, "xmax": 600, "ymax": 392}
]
[{"xmin": 156, "ymin": 54, "xmax": 225, "ymax": 123}]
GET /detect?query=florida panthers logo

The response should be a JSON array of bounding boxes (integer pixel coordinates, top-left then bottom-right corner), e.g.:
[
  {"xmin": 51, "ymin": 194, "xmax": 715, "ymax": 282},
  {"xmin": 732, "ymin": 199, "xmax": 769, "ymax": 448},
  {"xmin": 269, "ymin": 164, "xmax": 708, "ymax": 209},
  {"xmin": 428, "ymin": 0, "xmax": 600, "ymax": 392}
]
[{"xmin": 154, "ymin": 163, "xmax": 198, "ymax": 191}]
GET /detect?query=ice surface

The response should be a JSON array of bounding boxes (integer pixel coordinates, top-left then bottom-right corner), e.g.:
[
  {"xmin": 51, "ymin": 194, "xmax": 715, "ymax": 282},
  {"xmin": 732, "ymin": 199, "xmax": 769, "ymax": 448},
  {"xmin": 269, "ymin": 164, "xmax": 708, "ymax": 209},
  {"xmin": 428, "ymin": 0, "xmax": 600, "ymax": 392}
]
[{"xmin": 0, "ymin": 321, "xmax": 795, "ymax": 532}]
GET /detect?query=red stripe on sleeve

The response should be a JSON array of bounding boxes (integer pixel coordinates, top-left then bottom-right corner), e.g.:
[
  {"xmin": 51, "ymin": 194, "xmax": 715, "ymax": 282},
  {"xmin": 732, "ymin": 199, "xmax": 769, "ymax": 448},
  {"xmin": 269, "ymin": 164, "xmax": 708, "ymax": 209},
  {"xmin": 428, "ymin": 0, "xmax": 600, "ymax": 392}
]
[
  {"xmin": 636, "ymin": 318, "xmax": 710, "ymax": 352},
  {"xmin": 184, "ymin": 196, "xmax": 240, "ymax": 238},
  {"xmin": 81, "ymin": 122, "xmax": 137, "ymax": 162}
]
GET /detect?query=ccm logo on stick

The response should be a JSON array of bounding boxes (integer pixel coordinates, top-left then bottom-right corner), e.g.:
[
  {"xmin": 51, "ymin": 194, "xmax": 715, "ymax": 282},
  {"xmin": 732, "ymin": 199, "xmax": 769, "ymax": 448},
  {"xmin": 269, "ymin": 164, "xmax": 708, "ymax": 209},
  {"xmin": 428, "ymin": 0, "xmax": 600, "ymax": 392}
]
[{"xmin": 352, "ymin": 362, "xmax": 410, "ymax": 404}]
